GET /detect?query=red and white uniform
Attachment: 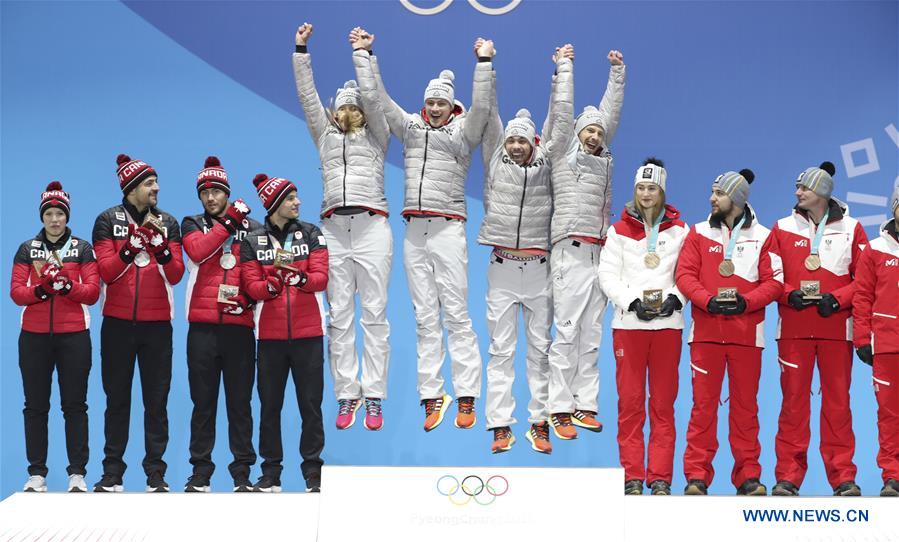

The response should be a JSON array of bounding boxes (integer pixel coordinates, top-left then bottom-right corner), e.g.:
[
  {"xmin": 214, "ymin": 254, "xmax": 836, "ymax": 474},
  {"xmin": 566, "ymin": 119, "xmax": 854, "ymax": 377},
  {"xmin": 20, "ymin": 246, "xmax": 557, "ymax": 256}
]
[
  {"xmin": 853, "ymin": 220, "xmax": 899, "ymax": 483},
  {"xmin": 598, "ymin": 203, "xmax": 687, "ymax": 484},
  {"xmin": 675, "ymin": 205, "xmax": 784, "ymax": 488},
  {"xmin": 771, "ymin": 200, "xmax": 867, "ymax": 488}
]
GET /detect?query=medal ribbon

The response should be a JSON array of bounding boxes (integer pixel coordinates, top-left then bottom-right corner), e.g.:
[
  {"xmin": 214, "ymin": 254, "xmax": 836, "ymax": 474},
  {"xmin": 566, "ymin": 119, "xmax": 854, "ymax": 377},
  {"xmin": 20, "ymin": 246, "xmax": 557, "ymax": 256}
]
[
  {"xmin": 645, "ymin": 210, "xmax": 664, "ymax": 255},
  {"xmin": 809, "ymin": 209, "xmax": 830, "ymax": 256},
  {"xmin": 43, "ymin": 235, "xmax": 74, "ymax": 267},
  {"xmin": 268, "ymin": 228, "xmax": 295, "ymax": 255},
  {"xmin": 722, "ymin": 214, "xmax": 747, "ymax": 261}
]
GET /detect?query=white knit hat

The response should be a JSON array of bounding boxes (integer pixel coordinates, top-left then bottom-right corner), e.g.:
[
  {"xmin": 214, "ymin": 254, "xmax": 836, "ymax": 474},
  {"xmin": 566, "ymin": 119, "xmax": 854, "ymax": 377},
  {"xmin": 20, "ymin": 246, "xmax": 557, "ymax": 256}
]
[
  {"xmin": 335, "ymin": 80, "xmax": 362, "ymax": 110},
  {"xmin": 634, "ymin": 159, "xmax": 667, "ymax": 191},
  {"xmin": 424, "ymin": 70, "xmax": 455, "ymax": 104},
  {"xmin": 574, "ymin": 106, "xmax": 604, "ymax": 136},
  {"xmin": 504, "ymin": 109, "xmax": 536, "ymax": 147}
]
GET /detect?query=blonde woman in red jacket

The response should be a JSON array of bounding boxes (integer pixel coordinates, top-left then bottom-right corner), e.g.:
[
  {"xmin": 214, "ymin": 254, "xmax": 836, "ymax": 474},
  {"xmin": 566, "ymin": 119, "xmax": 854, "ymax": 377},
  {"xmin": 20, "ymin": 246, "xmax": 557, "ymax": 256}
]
[{"xmin": 10, "ymin": 182, "xmax": 100, "ymax": 492}]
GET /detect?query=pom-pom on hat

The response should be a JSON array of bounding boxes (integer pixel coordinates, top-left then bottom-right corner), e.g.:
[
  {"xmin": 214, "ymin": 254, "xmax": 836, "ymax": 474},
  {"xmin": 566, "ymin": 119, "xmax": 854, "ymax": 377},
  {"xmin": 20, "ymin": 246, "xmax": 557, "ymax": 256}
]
[
  {"xmin": 253, "ymin": 173, "xmax": 297, "ymax": 215},
  {"xmin": 713, "ymin": 168, "xmax": 755, "ymax": 208},
  {"xmin": 796, "ymin": 161, "xmax": 836, "ymax": 200},
  {"xmin": 634, "ymin": 157, "xmax": 667, "ymax": 192},
  {"xmin": 335, "ymin": 80, "xmax": 363, "ymax": 111},
  {"xmin": 196, "ymin": 156, "xmax": 230, "ymax": 196},
  {"xmin": 504, "ymin": 109, "xmax": 537, "ymax": 148},
  {"xmin": 424, "ymin": 69, "xmax": 455, "ymax": 104},
  {"xmin": 116, "ymin": 153, "xmax": 156, "ymax": 195},
  {"xmin": 40, "ymin": 181, "xmax": 71, "ymax": 221}
]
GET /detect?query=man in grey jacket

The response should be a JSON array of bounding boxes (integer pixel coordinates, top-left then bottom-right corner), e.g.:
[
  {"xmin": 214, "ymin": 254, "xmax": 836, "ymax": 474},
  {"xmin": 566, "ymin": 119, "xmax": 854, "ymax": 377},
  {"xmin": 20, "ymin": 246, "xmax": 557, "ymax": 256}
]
[
  {"xmin": 293, "ymin": 23, "xmax": 392, "ymax": 432},
  {"xmin": 546, "ymin": 47, "xmax": 626, "ymax": 441},
  {"xmin": 353, "ymin": 27, "xmax": 493, "ymax": 432}
]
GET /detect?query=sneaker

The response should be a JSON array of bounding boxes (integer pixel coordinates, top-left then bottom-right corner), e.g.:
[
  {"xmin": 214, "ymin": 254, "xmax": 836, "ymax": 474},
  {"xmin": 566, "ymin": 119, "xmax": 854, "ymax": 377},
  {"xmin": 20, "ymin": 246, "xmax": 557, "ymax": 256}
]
[
  {"xmin": 491, "ymin": 427, "xmax": 515, "ymax": 454},
  {"xmin": 252, "ymin": 475, "xmax": 282, "ymax": 493},
  {"xmin": 525, "ymin": 422, "xmax": 553, "ymax": 454},
  {"xmin": 624, "ymin": 479, "xmax": 644, "ymax": 495},
  {"xmin": 880, "ymin": 479, "xmax": 899, "ymax": 497},
  {"xmin": 571, "ymin": 409, "xmax": 603, "ymax": 432},
  {"xmin": 233, "ymin": 478, "xmax": 253, "ymax": 493},
  {"xmin": 184, "ymin": 474, "xmax": 211, "ymax": 493},
  {"xmin": 549, "ymin": 413, "xmax": 578, "ymax": 440},
  {"xmin": 93, "ymin": 474, "xmax": 123, "ymax": 493},
  {"xmin": 650, "ymin": 480, "xmax": 671, "ymax": 496},
  {"xmin": 363, "ymin": 398, "xmax": 383, "ymax": 431},
  {"xmin": 736, "ymin": 478, "xmax": 767, "ymax": 496},
  {"xmin": 684, "ymin": 479, "xmax": 708, "ymax": 495},
  {"xmin": 67, "ymin": 474, "xmax": 87, "ymax": 493},
  {"xmin": 335, "ymin": 398, "xmax": 361, "ymax": 430},
  {"xmin": 454, "ymin": 397, "xmax": 476, "ymax": 429},
  {"xmin": 772, "ymin": 480, "xmax": 800, "ymax": 496},
  {"xmin": 23, "ymin": 475, "xmax": 47, "ymax": 493},
  {"xmin": 422, "ymin": 394, "xmax": 451, "ymax": 432},
  {"xmin": 306, "ymin": 478, "xmax": 321, "ymax": 493},
  {"xmin": 146, "ymin": 472, "xmax": 170, "ymax": 493},
  {"xmin": 833, "ymin": 481, "xmax": 861, "ymax": 496}
]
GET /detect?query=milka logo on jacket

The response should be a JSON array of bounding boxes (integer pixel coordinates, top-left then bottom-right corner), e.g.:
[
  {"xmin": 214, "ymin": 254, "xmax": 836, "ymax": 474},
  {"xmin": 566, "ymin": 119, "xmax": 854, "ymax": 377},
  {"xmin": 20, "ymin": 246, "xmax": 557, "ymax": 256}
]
[{"xmin": 257, "ymin": 244, "xmax": 309, "ymax": 262}]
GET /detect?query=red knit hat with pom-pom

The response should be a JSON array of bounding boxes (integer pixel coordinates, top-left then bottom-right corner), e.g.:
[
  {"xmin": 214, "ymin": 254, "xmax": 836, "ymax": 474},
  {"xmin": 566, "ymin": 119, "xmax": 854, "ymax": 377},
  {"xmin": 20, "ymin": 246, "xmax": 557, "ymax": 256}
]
[
  {"xmin": 116, "ymin": 153, "xmax": 156, "ymax": 194},
  {"xmin": 252, "ymin": 173, "xmax": 296, "ymax": 215},
  {"xmin": 196, "ymin": 155, "xmax": 230, "ymax": 196},
  {"xmin": 40, "ymin": 181, "xmax": 71, "ymax": 221}
]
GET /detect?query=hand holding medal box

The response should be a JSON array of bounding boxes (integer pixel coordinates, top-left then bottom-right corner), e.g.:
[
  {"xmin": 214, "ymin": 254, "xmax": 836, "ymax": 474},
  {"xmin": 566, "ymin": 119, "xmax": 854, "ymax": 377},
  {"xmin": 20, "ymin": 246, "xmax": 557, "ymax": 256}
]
[{"xmin": 642, "ymin": 289, "xmax": 664, "ymax": 312}]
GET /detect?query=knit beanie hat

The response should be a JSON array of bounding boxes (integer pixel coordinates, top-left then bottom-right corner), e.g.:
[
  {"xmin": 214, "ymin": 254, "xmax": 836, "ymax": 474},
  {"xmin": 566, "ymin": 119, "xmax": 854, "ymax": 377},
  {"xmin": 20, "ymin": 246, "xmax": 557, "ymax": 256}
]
[
  {"xmin": 116, "ymin": 153, "xmax": 156, "ymax": 195},
  {"xmin": 253, "ymin": 173, "xmax": 296, "ymax": 215},
  {"xmin": 796, "ymin": 161, "xmax": 835, "ymax": 200},
  {"xmin": 196, "ymin": 156, "xmax": 230, "ymax": 196},
  {"xmin": 335, "ymin": 80, "xmax": 363, "ymax": 110},
  {"xmin": 574, "ymin": 106, "xmax": 605, "ymax": 136},
  {"xmin": 634, "ymin": 158, "xmax": 667, "ymax": 192},
  {"xmin": 713, "ymin": 169, "xmax": 755, "ymax": 208},
  {"xmin": 504, "ymin": 109, "xmax": 536, "ymax": 148},
  {"xmin": 424, "ymin": 70, "xmax": 455, "ymax": 104},
  {"xmin": 40, "ymin": 181, "xmax": 70, "ymax": 221}
]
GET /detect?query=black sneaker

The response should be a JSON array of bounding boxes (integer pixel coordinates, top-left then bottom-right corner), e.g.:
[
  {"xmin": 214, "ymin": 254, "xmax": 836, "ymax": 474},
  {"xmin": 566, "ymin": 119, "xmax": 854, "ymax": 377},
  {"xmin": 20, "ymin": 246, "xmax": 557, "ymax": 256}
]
[
  {"xmin": 880, "ymin": 479, "xmax": 899, "ymax": 497},
  {"xmin": 233, "ymin": 477, "xmax": 253, "ymax": 493},
  {"xmin": 146, "ymin": 472, "xmax": 170, "ymax": 493},
  {"xmin": 184, "ymin": 474, "xmax": 210, "ymax": 493},
  {"xmin": 650, "ymin": 480, "xmax": 671, "ymax": 496},
  {"xmin": 252, "ymin": 475, "xmax": 282, "ymax": 493},
  {"xmin": 684, "ymin": 479, "xmax": 708, "ymax": 495},
  {"xmin": 93, "ymin": 474, "xmax": 124, "ymax": 493},
  {"xmin": 833, "ymin": 480, "xmax": 861, "ymax": 496},
  {"xmin": 306, "ymin": 477, "xmax": 321, "ymax": 493},
  {"xmin": 772, "ymin": 480, "xmax": 800, "ymax": 496},
  {"xmin": 737, "ymin": 478, "xmax": 767, "ymax": 496},
  {"xmin": 624, "ymin": 479, "xmax": 644, "ymax": 495}
]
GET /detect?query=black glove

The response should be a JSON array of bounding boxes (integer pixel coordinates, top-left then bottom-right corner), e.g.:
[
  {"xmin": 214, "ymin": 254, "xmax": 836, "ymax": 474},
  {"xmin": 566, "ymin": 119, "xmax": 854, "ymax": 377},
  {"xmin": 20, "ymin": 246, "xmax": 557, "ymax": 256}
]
[
  {"xmin": 657, "ymin": 294, "xmax": 683, "ymax": 318},
  {"xmin": 856, "ymin": 345, "xmax": 873, "ymax": 366},
  {"xmin": 628, "ymin": 299, "xmax": 657, "ymax": 321},
  {"xmin": 707, "ymin": 293, "xmax": 747, "ymax": 316},
  {"xmin": 787, "ymin": 290, "xmax": 816, "ymax": 311},
  {"xmin": 817, "ymin": 293, "xmax": 840, "ymax": 317}
]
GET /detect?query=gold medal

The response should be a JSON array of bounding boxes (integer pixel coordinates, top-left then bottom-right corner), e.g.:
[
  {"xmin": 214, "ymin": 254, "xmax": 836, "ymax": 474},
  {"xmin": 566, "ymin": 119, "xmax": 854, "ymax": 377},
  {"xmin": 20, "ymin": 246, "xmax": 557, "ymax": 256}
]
[
  {"xmin": 804, "ymin": 254, "xmax": 821, "ymax": 271},
  {"xmin": 718, "ymin": 259, "xmax": 735, "ymax": 277},
  {"xmin": 644, "ymin": 252, "xmax": 661, "ymax": 269}
]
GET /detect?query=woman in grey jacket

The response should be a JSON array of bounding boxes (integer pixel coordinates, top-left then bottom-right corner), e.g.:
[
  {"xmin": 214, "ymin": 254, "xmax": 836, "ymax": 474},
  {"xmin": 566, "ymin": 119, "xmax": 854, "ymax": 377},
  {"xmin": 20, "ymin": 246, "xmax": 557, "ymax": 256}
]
[
  {"xmin": 293, "ymin": 23, "xmax": 392, "ymax": 432},
  {"xmin": 352, "ymin": 27, "xmax": 493, "ymax": 432}
]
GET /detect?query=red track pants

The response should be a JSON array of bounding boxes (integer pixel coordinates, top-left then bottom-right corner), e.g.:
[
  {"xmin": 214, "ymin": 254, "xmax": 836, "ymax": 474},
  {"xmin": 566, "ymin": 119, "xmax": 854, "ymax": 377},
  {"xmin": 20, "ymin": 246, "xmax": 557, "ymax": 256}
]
[
  {"xmin": 613, "ymin": 329, "xmax": 682, "ymax": 483},
  {"xmin": 683, "ymin": 342, "xmax": 762, "ymax": 488},
  {"xmin": 775, "ymin": 339, "xmax": 856, "ymax": 489},
  {"xmin": 874, "ymin": 354, "xmax": 899, "ymax": 482}
]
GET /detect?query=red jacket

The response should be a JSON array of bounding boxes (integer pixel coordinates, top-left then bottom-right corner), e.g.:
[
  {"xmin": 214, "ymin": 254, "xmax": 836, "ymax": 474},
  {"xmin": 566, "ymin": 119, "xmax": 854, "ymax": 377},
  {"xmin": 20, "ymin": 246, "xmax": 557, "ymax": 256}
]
[
  {"xmin": 182, "ymin": 212, "xmax": 262, "ymax": 328},
  {"xmin": 10, "ymin": 229, "xmax": 101, "ymax": 333},
  {"xmin": 240, "ymin": 218, "xmax": 328, "ymax": 340},
  {"xmin": 853, "ymin": 220, "xmax": 899, "ymax": 355},
  {"xmin": 92, "ymin": 201, "xmax": 185, "ymax": 321},
  {"xmin": 676, "ymin": 206, "xmax": 784, "ymax": 347},
  {"xmin": 772, "ymin": 200, "xmax": 868, "ymax": 341}
]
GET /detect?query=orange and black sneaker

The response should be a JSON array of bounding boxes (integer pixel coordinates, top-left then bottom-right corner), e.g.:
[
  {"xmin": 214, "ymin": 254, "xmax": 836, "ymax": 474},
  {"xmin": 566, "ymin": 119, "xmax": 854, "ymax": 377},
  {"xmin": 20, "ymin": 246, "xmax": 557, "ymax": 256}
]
[
  {"xmin": 525, "ymin": 422, "xmax": 553, "ymax": 454},
  {"xmin": 454, "ymin": 396, "xmax": 476, "ymax": 429},
  {"xmin": 422, "ymin": 394, "xmax": 451, "ymax": 432},
  {"xmin": 491, "ymin": 427, "xmax": 515, "ymax": 453},
  {"xmin": 571, "ymin": 409, "xmax": 603, "ymax": 432},
  {"xmin": 549, "ymin": 413, "xmax": 578, "ymax": 440}
]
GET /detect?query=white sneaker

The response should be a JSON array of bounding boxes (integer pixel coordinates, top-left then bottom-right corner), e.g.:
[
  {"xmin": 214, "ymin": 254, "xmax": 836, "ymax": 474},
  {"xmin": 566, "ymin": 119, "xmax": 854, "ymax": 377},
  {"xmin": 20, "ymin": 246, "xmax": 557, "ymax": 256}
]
[
  {"xmin": 23, "ymin": 475, "xmax": 47, "ymax": 492},
  {"xmin": 68, "ymin": 474, "xmax": 87, "ymax": 493}
]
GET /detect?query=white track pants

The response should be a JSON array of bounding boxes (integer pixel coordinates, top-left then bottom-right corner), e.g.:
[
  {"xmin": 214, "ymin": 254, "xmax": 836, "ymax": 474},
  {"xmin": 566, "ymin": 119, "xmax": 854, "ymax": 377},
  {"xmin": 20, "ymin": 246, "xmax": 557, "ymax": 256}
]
[
  {"xmin": 404, "ymin": 216, "xmax": 482, "ymax": 400},
  {"xmin": 485, "ymin": 253, "xmax": 552, "ymax": 429},
  {"xmin": 547, "ymin": 239, "xmax": 607, "ymax": 413},
  {"xmin": 322, "ymin": 212, "xmax": 392, "ymax": 400}
]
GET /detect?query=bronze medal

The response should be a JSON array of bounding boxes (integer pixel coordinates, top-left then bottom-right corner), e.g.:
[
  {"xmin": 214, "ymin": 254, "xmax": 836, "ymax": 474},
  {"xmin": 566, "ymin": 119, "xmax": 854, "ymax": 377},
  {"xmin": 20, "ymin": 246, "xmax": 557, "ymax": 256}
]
[
  {"xmin": 718, "ymin": 259, "xmax": 735, "ymax": 277},
  {"xmin": 804, "ymin": 254, "xmax": 821, "ymax": 271},
  {"xmin": 644, "ymin": 252, "xmax": 661, "ymax": 269}
]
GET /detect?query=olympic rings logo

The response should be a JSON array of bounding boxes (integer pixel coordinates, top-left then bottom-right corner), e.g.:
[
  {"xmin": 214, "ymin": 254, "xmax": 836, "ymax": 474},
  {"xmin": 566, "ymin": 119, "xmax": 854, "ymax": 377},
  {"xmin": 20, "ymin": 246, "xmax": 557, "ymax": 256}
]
[
  {"xmin": 400, "ymin": 0, "xmax": 521, "ymax": 16},
  {"xmin": 436, "ymin": 474, "xmax": 509, "ymax": 506}
]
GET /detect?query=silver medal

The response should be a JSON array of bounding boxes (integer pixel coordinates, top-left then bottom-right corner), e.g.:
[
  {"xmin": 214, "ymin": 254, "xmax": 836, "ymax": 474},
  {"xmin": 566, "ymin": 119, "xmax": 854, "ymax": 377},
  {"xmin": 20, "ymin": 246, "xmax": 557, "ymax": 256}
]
[
  {"xmin": 134, "ymin": 251, "xmax": 151, "ymax": 268},
  {"xmin": 220, "ymin": 253, "xmax": 237, "ymax": 270}
]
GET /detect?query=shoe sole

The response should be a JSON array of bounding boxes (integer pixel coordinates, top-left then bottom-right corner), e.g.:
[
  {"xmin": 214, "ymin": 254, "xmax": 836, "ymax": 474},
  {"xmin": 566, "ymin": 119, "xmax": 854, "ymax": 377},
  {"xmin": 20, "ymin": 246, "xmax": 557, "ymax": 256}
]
[
  {"xmin": 68, "ymin": 487, "xmax": 86, "ymax": 493},
  {"xmin": 491, "ymin": 435, "xmax": 516, "ymax": 454},
  {"xmin": 146, "ymin": 487, "xmax": 170, "ymax": 493},
  {"xmin": 185, "ymin": 486, "xmax": 211, "ymax": 493},
  {"xmin": 524, "ymin": 430, "xmax": 552, "ymax": 454},
  {"xmin": 684, "ymin": 486, "xmax": 706, "ymax": 496},
  {"xmin": 570, "ymin": 417, "xmax": 603, "ymax": 432},
  {"xmin": 454, "ymin": 414, "xmax": 476, "ymax": 429},
  {"xmin": 253, "ymin": 487, "xmax": 282, "ymax": 493},
  {"xmin": 651, "ymin": 490, "xmax": 671, "ymax": 496},
  {"xmin": 336, "ymin": 399, "xmax": 362, "ymax": 430},
  {"xmin": 550, "ymin": 423, "xmax": 577, "ymax": 440},
  {"xmin": 24, "ymin": 487, "xmax": 47, "ymax": 493},
  {"xmin": 742, "ymin": 486, "xmax": 767, "ymax": 496},
  {"xmin": 772, "ymin": 488, "xmax": 798, "ymax": 496},
  {"xmin": 93, "ymin": 485, "xmax": 123, "ymax": 493},
  {"xmin": 835, "ymin": 489, "xmax": 861, "ymax": 497},
  {"xmin": 424, "ymin": 394, "xmax": 452, "ymax": 432},
  {"xmin": 880, "ymin": 488, "xmax": 899, "ymax": 497}
]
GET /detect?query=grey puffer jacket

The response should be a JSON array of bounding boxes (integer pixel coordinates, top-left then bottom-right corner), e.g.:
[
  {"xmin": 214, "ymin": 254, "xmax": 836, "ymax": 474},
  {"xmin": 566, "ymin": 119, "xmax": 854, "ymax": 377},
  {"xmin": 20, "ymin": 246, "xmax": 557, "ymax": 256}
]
[
  {"xmin": 477, "ymin": 74, "xmax": 553, "ymax": 251},
  {"xmin": 547, "ymin": 57, "xmax": 625, "ymax": 245},
  {"xmin": 292, "ymin": 49, "xmax": 390, "ymax": 217},
  {"xmin": 355, "ymin": 54, "xmax": 492, "ymax": 219}
]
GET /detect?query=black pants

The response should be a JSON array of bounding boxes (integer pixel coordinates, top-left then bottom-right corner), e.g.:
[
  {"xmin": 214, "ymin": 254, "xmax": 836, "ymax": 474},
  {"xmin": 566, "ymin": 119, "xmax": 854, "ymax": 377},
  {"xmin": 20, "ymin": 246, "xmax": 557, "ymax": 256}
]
[
  {"xmin": 19, "ymin": 330, "xmax": 91, "ymax": 477},
  {"xmin": 257, "ymin": 337, "xmax": 324, "ymax": 486},
  {"xmin": 187, "ymin": 323, "xmax": 257, "ymax": 480},
  {"xmin": 100, "ymin": 317, "xmax": 172, "ymax": 478}
]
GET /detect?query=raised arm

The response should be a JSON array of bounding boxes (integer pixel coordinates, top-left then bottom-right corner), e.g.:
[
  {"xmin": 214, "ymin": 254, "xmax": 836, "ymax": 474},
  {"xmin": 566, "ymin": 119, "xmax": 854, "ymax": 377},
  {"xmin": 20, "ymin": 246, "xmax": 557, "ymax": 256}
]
[
  {"xmin": 548, "ymin": 53, "xmax": 575, "ymax": 166},
  {"xmin": 350, "ymin": 26, "xmax": 408, "ymax": 139},
  {"xmin": 461, "ymin": 37, "xmax": 495, "ymax": 150},
  {"xmin": 349, "ymin": 29, "xmax": 390, "ymax": 152},
  {"xmin": 542, "ymin": 44, "xmax": 574, "ymax": 145},
  {"xmin": 596, "ymin": 49, "xmax": 626, "ymax": 146},
  {"xmin": 292, "ymin": 23, "xmax": 331, "ymax": 146}
]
